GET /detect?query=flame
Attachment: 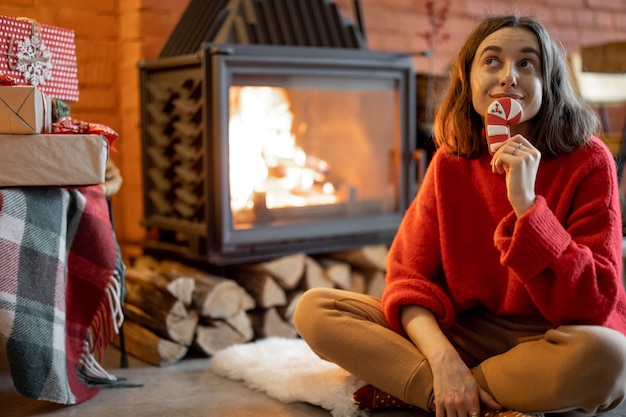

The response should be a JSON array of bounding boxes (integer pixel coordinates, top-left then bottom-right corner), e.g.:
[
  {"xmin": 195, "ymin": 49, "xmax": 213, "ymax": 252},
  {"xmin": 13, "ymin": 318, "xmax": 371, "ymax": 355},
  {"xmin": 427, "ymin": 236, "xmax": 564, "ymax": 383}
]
[{"xmin": 229, "ymin": 86, "xmax": 338, "ymax": 213}]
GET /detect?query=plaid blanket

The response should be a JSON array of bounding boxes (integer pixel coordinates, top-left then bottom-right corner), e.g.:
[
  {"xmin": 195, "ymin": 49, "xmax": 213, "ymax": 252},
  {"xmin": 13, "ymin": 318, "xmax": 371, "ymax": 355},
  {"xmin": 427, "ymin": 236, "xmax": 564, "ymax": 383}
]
[{"xmin": 0, "ymin": 186, "xmax": 123, "ymax": 404}]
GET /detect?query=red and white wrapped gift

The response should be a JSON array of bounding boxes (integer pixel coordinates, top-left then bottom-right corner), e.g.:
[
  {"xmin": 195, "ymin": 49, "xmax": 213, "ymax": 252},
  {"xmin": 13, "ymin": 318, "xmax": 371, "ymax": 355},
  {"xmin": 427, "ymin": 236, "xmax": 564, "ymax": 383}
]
[{"xmin": 0, "ymin": 16, "xmax": 79, "ymax": 102}]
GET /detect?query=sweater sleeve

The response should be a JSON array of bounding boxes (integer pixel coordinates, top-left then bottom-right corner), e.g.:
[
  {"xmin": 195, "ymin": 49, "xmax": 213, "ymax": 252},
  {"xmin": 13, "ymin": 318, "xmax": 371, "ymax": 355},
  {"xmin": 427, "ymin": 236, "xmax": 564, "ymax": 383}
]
[
  {"xmin": 494, "ymin": 140, "xmax": 623, "ymax": 326},
  {"xmin": 381, "ymin": 153, "xmax": 456, "ymax": 335}
]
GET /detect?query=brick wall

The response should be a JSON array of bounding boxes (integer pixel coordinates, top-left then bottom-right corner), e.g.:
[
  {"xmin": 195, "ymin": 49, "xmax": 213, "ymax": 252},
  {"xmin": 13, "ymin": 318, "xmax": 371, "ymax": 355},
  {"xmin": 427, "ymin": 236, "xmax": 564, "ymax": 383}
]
[{"xmin": 3, "ymin": 0, "xmax": 626, "ymax": 261}]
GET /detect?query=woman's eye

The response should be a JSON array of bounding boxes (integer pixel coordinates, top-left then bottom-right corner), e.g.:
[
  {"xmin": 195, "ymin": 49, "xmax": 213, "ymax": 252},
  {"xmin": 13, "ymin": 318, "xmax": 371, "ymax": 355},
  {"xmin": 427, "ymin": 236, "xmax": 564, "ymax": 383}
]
[
  {"xmin": 485, "ymin": 57, "xmax": 498, "ymax": 66},
  {"xmin": 520, "ymin": 59, "xmax": 536, "ymax": 69}
]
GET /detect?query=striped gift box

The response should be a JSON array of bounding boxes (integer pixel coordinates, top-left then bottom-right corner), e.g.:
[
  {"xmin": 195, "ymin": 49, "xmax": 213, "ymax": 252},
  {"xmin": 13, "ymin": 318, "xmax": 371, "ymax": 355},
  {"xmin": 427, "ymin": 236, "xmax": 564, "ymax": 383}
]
[{"xmin": 0, "ymin": 16, "xmax": 79, "ymax": 102}]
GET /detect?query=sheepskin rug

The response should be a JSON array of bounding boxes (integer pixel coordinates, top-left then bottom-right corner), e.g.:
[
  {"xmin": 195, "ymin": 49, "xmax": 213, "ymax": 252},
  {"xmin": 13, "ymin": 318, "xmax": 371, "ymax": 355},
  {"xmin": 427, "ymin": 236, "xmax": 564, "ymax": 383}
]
[{"xmin": 210, "ymin": 337, "xmax": 368, "ymax": 417}]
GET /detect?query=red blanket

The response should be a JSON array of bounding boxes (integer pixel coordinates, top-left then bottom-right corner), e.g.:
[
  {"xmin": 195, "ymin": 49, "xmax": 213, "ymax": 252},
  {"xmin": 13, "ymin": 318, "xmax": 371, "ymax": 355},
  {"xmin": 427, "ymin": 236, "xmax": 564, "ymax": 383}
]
[{"xmin": 0, "ymin": 186, "xmax": 123, "ymax": 404}]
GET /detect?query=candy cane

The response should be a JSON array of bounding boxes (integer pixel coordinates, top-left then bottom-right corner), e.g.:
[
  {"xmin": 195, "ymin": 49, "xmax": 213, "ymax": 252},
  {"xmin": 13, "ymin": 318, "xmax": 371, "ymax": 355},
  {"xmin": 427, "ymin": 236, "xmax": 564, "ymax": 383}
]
[{"xmin": 486, "ymin": 97, "xmax": 523, "ymax": 154}]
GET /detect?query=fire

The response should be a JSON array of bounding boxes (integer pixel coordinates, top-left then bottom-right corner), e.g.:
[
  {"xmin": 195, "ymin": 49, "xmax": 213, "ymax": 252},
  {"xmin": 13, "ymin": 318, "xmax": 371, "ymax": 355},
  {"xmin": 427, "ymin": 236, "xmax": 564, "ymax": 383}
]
[{"xmin": 229, "ymin": 86, "xmax": 338, "ymax": 213}]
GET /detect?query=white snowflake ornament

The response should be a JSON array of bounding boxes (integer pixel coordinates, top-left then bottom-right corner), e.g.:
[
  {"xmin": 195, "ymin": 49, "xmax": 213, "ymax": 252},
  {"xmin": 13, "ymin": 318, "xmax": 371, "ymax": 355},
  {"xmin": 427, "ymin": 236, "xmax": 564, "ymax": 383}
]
[{"xmin": 14, "ymin": 32, "xmax": 52, "ymax": 87}]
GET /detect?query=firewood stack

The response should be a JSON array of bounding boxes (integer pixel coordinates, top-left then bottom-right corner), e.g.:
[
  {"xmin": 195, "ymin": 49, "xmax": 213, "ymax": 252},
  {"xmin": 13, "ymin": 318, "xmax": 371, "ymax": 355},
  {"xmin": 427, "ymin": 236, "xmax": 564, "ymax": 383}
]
[{"xmin": 116, "ymin": 245, "xmax": 388, "ymax": 366}]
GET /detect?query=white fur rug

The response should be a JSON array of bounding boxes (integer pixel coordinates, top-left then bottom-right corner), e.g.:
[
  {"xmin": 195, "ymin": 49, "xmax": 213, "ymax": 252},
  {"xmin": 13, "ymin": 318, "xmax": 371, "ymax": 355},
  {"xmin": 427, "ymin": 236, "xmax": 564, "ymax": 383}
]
[{"xmin": 210, "ymin": 337, "xmax": 368, "ymax": 417}]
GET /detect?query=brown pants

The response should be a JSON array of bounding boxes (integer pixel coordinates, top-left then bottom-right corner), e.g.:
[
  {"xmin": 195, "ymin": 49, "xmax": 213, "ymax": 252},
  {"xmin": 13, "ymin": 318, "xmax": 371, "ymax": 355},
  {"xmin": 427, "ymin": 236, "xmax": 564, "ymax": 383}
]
[{"xmin": 293, "ymin": 288, "xmax": 626, "ymax": 414}]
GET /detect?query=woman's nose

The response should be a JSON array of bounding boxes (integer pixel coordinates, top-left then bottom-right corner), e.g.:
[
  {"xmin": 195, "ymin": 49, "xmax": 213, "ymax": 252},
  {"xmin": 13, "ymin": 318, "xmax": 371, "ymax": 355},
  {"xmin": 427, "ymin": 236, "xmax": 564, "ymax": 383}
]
[{"xmin": 500, "ymin": 65, "xmax": 517, "ymax": 87}]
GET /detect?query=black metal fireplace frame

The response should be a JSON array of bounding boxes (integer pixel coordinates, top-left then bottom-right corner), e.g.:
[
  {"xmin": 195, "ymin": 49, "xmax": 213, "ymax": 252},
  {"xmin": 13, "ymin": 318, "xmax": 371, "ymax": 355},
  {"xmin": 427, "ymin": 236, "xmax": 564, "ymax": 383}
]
[{"xmin": 140, "ymin": 43, "xmax": 416, "ymax": 265}]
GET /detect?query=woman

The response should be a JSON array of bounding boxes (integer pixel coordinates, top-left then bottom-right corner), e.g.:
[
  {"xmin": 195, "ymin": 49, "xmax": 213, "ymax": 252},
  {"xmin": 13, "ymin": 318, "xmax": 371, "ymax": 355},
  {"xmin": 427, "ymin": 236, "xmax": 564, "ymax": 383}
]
[{"xmin": 294, "ymin": 15, "xmax": 626, "ymax": 417}]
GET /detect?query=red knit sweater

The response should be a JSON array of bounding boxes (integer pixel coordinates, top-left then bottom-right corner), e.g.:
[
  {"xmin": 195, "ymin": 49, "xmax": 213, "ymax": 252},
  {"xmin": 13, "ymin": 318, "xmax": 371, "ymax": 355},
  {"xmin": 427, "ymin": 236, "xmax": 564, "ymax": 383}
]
[{"xmin": 382, "ymin": 136, "xmax": 626, "ymax": 336}]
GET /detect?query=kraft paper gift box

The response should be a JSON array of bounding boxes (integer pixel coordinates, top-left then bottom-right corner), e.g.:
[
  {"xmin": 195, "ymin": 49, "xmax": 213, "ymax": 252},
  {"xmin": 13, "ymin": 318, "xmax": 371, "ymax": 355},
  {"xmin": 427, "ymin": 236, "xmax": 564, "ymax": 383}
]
[
  {"xmin": 0, "ymin": 15, "xmax": 79, "ymax": 102},
  {"xmin": 0, "ymin": 134, "xmax": 108, "ymax": 186},
  {"xmin": 0, "ymin": 86, "xmax": 51, "ymax": 134}
]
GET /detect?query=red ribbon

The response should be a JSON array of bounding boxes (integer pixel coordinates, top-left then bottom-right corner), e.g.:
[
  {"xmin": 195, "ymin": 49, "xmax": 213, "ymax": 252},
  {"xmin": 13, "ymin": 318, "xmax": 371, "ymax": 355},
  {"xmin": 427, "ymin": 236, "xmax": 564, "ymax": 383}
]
[
  {"xmin": 0, "ymin": 73, "xmax": 16, "ymax": 86},
  {"xmin": 51, "ymin": 116, "xmax": 119, "ymax": 152}
]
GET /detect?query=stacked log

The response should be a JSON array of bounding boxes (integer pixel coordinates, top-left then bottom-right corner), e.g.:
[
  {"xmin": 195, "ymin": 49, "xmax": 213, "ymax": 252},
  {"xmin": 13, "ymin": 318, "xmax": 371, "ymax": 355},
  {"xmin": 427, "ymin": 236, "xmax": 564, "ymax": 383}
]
[{"xmin": 116, "ymin": 245, "xmax": 388, "ymax": 366}]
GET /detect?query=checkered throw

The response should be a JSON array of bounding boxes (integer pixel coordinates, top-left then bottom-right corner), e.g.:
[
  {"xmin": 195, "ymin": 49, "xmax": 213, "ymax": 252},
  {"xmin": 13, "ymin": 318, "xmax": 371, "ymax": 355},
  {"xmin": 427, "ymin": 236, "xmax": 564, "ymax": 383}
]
[{"xmin": 0, "ymin": 186, "xmax": 124, "ymax": 404}]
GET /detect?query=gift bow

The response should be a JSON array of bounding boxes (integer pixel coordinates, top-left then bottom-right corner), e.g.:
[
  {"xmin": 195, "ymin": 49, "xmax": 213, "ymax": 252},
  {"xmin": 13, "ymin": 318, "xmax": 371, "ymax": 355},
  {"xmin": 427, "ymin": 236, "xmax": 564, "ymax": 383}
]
[{"xmin": 51, "ymin": 117, "xmax": 119, "ymax": 152}]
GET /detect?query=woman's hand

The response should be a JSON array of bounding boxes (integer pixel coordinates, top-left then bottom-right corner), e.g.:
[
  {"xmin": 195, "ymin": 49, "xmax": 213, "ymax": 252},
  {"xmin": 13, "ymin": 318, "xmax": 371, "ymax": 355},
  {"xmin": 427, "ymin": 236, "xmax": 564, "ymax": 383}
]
[
  {"xmin": 401, "ymin": 306, "xmax": 502, "ymax": 416},
  {"xmin": 490, "ymin": 135, "xmax": 541, "ymax": 217},
  {"xmin": 429, "ymin": 352, "xmax": 501, "ymax": 417}
]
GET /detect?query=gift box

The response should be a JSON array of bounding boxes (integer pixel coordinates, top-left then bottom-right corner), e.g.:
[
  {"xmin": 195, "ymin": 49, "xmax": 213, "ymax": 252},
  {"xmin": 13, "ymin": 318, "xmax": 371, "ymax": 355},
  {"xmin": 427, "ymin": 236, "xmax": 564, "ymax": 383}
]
[
  {"xmin": 0, "ymin": 134, "xmax": 108, "ymax": 186},
  {"xmin": 0, "ymin": 16, "xmax": 79, "ymax": 102},
  {"xmin": 0, "ymin": 86, "xmax": 51, "ymax": 134}
]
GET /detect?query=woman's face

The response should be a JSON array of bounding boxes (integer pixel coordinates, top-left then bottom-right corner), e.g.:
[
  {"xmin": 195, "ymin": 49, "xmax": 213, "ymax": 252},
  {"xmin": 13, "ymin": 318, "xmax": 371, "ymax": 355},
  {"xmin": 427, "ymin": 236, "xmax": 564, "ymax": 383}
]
[{"xmin": 469, "ymin": 27, "xmax": 543, "ymax": 135}]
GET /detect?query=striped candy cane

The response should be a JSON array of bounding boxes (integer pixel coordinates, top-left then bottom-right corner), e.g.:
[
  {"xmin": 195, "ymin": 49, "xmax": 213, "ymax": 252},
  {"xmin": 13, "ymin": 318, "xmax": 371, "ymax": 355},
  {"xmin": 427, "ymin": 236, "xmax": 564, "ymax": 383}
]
[{"xmin": 486, "ymin": 97, "xmax": 523, "ymax": 154}]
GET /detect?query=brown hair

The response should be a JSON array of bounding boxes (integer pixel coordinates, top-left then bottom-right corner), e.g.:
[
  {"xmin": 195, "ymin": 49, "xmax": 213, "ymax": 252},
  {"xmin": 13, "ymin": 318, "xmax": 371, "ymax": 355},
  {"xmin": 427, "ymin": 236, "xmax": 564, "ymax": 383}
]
[{"xmin": 432, "ymin": 15, "xmax": 599, "ymax": 158}]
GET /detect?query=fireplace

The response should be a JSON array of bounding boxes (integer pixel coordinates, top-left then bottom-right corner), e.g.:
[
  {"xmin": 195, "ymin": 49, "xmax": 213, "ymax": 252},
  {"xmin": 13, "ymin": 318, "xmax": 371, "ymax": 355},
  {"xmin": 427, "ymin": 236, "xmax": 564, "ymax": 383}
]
[{"xmin": 139, "ymin": 0, "xmax": 417, "ymax": 265}]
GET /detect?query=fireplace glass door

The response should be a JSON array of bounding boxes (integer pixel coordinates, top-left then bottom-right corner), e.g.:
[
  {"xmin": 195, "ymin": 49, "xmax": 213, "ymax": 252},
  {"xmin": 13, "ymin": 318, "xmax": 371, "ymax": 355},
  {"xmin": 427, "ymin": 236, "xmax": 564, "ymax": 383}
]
[
  {"xmin": 229, "ymin": 75, "xmax": 398, "ymax": 226},
  {"xmin": 210, "ymin": 46, "xmax": 416, "ymax": 260}
]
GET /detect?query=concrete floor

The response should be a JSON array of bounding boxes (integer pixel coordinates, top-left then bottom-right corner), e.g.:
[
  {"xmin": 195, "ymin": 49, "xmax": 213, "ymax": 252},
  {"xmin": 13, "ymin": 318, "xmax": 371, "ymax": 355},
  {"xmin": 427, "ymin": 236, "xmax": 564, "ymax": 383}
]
[
  {"xmin": 2, "ymin": 344, "xmax": 626, "ymax": 417},
  {"xmin": 0, "ymin": 344, "xmax": 426, "ymax": 417}
]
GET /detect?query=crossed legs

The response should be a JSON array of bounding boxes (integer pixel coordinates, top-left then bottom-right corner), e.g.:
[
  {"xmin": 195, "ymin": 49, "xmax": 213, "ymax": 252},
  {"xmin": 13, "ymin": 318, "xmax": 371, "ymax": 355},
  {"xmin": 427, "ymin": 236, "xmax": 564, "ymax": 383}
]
[{"xmin": 293, "ymin": 288, "xmax": 626, "ymax": 414}]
